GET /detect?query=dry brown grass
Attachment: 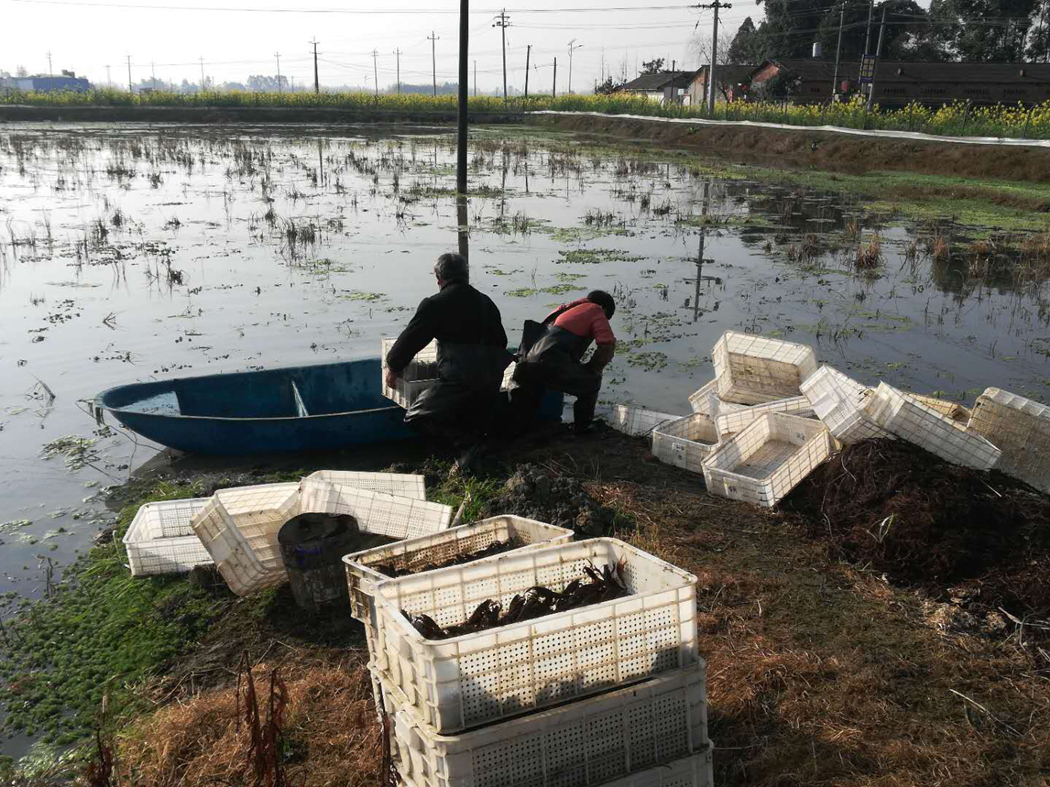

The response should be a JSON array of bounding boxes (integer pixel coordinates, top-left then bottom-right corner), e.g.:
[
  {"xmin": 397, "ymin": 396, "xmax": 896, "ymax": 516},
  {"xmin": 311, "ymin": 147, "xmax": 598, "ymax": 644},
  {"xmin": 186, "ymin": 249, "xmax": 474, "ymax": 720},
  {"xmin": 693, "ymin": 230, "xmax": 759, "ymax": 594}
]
[
  {"xmin": 855, "ymin": 234, "xmax": 883, "ymax": 270},
  {"xmin": 114, "ymin": 656, "xmax": 381, "ymax": 787}
]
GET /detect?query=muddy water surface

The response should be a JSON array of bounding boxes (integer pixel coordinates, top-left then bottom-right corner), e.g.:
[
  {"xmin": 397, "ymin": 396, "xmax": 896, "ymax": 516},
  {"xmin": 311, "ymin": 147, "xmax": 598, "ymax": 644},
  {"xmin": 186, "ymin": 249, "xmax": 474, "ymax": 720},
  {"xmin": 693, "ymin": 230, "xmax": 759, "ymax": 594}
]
[{"xmin": 2, "ymin": 122, "xmax": 1049, "ymax": 604}]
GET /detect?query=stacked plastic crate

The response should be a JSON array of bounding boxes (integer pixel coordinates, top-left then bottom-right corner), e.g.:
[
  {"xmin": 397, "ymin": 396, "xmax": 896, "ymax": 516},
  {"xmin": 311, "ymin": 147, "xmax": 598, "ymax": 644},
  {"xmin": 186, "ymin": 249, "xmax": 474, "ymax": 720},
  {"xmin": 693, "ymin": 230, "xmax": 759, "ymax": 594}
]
[{"xmin": 351, "ymin": 534, "xmax": 713, "ymax": 787}]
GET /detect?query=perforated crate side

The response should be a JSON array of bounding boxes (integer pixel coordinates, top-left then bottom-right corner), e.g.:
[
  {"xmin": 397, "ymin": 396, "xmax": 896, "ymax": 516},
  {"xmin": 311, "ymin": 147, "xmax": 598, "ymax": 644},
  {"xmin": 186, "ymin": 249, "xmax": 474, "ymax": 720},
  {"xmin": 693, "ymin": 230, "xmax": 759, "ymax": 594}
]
[
  {"xmin": 189, "ymin": 497, "xmax": 286, "ymax": 596},
  {"xmin": 304, "ymin": 470, "xmax": 427, "ymax": 501},
  {"xmin": 385, "ymin": 659, "xmax": 707, "ymax": 787},
  {"xmin": 652, "ymin": 415, "xmax": 720, "ymax": 474},
  {"xmin": 349, "ymin": 516, "xmax": 572, "ymax": 670},
  {"xmin": 864, "ymin": 383, "xmax": 1001, "ymax": 470},
  {"xmin": 909, "ymin": 394, "xmax": 971, "ymax": 425},
  {"xmin": 712, "ymin": 331, "xmax": 818, "ymax": 405},
  {"xmin": 800, "ymin": 365, "xmax": 891, "ymax": 444},
  {"xmin": 968, "ymin": 387, "xmax": 1050, "ymax": 492},
  {"xmin": 714, "ymin": 396, "xmax": 814, "ymax": 440},
  {"xmin": 300, "ymin": 479, "xmax": 452, "ymax": 540},
  {"xmin": 123, "ymin": 498, "xmax": 213, "ymax": 576},
  {"xmin": 213, "ymin": 484, "xmax": 301, "ymax": 570},
  {"xmin": 373, "ymin": 538, "xmax": 698, "ymax": 734},
  {"xmin": 603, "ymin": 405, "xmax": 682, "ymax": 437},
  {"xmin": 381, "ymin": 338, "xmax": 440, "ymax": 408},
  {"xmin": 701, "ymin": 412, "xmax": 832, "ymax": 507}
]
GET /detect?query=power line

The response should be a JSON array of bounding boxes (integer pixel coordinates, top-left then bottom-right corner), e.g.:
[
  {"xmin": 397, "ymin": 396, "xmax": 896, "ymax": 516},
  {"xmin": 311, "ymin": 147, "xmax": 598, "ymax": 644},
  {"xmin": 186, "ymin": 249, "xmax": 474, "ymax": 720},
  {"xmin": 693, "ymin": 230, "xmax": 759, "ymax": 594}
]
[{"xmin": 11, "ymin": 0, "xmax": 700, "ymax": 13}]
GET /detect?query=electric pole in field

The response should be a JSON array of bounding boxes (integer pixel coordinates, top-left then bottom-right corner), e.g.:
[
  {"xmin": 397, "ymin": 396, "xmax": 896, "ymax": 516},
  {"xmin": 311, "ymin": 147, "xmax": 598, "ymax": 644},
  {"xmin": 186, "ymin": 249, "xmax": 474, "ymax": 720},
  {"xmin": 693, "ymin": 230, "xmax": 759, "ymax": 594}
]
[
  {"xmin": 832, "ymin": 1, "xmax": 845, "ymax": 100},
  {"xmin": 394, "ymin": 48, "xmax": 402, "ymax": 94},
  {"xmin": 494, "ymin": 10, "xmax": 511, "ymax": 101},
  {"xmin": 525, "ymin": 44, "xmax": 531, "ymax": 99},
  {"xmin": 867, "ymin": 5, "xmax": 887, "ymax": 110},
  {"xmin": 428, "ymin": 31, "xmax": 440, "ymax": 96},
  {"xmin": 310, "ymin": 39, "xmax": 320, "ymax": 94},
  {"xmin": 553, "ymin": 56, "xmax": 557, "ymax": 97},
  {"xmin": 199, "ymin": 56, "xmax": 206, "ymax": 91},
  {"xmin": 372, "ymin": 49, "xmax": 379, "ymax": 97},
  {"xmin": 126, "ymin": 55, "xmax": 132, "ymax": 93},
  {"xmin": 46, "ymin": 51, "xmax": 53, "ymax": 79},
  {"xmin": 151, "ymin": 61, "xmax": 156, "ymax": 89},
  {"xmin": 275, "ymin": 51, "xmax": 282, "ymax": 93},
  {"xmin": 567, "ymin": 39, "xmax": 583, "ymax": 93},
  {"xmin": 695, "ymin": 1, "xmax": 731, "ymax": 113},
  {"xmin": 105, "ymin": 64, "xmax": 112, "ymax": 87},
  {"xmin": 474, "ymin": 60, "xmax": 477, "ymax": 95},
  {"xmin": 457, "ymin": 0, "xmax": 468, "ymax": 195},
  {"xmin": 864, "ymin": 0, "xmax": 875, "ymax": 55}
]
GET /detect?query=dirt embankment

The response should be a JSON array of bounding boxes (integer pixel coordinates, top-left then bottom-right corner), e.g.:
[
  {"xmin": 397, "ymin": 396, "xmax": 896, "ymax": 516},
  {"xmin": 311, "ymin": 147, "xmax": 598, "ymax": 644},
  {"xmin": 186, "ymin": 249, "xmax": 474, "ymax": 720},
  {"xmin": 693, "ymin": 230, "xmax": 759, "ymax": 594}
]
[{"xmin": 534, "ymin": 113, "xmax": 1050, "ymax": 186}]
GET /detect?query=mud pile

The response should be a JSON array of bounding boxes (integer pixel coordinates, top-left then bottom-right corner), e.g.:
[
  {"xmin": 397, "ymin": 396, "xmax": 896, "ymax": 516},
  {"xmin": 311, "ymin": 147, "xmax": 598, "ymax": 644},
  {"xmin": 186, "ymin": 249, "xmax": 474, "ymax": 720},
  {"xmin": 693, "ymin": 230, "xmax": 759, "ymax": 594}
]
[
  {"xmin": 482, "ymin": 464, "xmax": 616, "ymax": 536},
  {"xmin": 786, "ymin": 438, "xmax": 1050, "ymax": 618}
]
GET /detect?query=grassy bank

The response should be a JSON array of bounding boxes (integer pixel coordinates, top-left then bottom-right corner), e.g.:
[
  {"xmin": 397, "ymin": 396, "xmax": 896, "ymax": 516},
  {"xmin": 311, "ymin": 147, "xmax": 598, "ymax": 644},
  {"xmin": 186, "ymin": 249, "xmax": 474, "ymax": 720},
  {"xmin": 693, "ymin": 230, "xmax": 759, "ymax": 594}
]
[
  {"xmin": 3, "ymin": 88, "xmax": 1050, "ymax": 139},
  {"xmin": 1, "ymin": 426, "xmax": 1048, "ymax": 786}
]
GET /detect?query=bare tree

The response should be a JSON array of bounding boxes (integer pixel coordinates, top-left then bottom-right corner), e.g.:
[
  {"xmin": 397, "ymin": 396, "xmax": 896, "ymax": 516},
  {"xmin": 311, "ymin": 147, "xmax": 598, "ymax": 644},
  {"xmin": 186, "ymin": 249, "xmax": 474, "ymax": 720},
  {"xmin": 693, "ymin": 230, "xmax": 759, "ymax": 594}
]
[{"xmin": 689, "ymin": 29, "xmax": 734, "ymax": 69}]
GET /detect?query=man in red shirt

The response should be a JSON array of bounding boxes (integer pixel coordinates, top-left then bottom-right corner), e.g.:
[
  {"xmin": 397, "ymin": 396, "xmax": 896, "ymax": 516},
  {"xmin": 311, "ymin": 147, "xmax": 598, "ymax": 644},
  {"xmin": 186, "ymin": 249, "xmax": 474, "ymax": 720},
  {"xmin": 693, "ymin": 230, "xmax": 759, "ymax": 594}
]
[{"xmin": 510, "ymin": 290, "xmax": 617, "ymax": 434}]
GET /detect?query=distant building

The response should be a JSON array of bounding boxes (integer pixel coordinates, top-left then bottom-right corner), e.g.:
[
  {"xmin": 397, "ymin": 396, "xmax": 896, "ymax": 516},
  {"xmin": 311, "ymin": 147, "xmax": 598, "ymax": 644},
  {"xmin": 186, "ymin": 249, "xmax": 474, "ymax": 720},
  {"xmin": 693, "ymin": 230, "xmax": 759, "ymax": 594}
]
[
  {"xmin": 0, "ymin": 71, "xmax": 91, "ymax": 93},
  {"xmin": 617, "ymin": 71, "xmax": 696, "ymax": 103},
  {"xmin": 749, "ymin": 59, "xmax": 1050, "ymax": 107},
  {"xmin": 687, "ymin": 65, "xmax": 755, "ymax": 105}
]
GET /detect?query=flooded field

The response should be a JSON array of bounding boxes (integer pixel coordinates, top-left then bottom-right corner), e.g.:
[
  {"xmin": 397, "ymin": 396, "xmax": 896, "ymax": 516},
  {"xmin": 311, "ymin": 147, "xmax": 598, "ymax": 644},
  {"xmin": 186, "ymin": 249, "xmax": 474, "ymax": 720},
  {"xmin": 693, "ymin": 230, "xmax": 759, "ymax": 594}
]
[{"xmin": 2, "ymin": 121, "xmax": 1050, "ymax": 606}]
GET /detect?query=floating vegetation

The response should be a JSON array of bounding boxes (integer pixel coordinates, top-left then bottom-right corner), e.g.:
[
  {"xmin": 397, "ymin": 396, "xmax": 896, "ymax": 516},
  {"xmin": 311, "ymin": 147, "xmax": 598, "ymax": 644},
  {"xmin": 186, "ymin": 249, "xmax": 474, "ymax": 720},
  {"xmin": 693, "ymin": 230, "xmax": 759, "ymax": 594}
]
[
  {"xmin": 337, "ymin": 290, "xmax": 385, "ymax": 302},
  {"xmin": 557, "ymin": 248, "xmax": 644, "ymax": 265},
  {"xmin": 40, "ymin": 436, "xmax": 99, "ymax": 472},
  {"xmin": 506, "ymin": 284, "xmax": 581, "ymax": 298}
]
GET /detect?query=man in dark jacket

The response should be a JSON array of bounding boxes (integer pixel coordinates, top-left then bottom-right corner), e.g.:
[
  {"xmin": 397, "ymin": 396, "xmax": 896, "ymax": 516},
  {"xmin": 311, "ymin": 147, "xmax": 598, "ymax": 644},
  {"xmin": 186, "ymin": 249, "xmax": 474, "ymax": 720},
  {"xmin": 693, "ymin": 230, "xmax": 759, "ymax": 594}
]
[
  {"xmin": 385, "ymin": 252, "xmax": 510, "ymax": 455},
  {"xmin": 510, "ymin": 290, "xmax": 616, "ymax": 434}
]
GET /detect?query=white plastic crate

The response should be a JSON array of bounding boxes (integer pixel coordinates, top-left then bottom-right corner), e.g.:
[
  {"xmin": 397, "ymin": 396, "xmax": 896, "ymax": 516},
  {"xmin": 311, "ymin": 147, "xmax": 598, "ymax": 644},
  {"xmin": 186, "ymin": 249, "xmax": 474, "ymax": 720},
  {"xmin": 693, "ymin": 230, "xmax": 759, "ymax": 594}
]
[
  {"xmin": 714, "ymin": 395, "xmax": 815, "ymax": 440},
  {"xmin": 304, "ymin": 470, "xmax": 427, "ymax": 501},
  {"xmin": 189, "ymin": 483, "xmax": 301, "ymax": 595},
  {"xmin": 800, "ymin": 365, "xmax": 891, "ymax": 445},
  {"xmin": 382, "ymin": 338, "xmax": 439, "ymax": 409},
  {"xmin": 373, "ymin": 538, "xmax": 698, "ymax": 734},
  {"xmin": 702, "ymin": 412, "xmax": 832, "ymax": 507},
  {"xmin": 601, "ymin": 404, "xmax": 682, "ymax": 437},
  {"xmin": 386, "ymin": 660, "xmax": 708, "ymax": 787},
  {"xmin": 123, "ymin": 498, "xmax": 212, "ymax": 576},
  {"xmin": 651, "ymin": 414, "xmax": 720, "ymax": 474},
  {"xmin": 909, "ymin": 394, "xmax": 971, "ymax": 424},
  {"xmin": 687, "ymin": 380, "xmax": 717, "ymax": 415},
  {"xmin": 864, "ymin": 383, "xmax": 1001, "ymax": 470},
  {"xmin": 968, "ymin": 388, "xmax": 1050, "ymax": 492},
  {"xmin": 712, "ymin": 331, "xmax": 818, "ymax": 405},
  {"xmin": 299, "ymin": 479, "xmax": 453, "ymax": 540},
  {"xmin": 343, "ymin": 514, "xmax": 573, "ymax": 625}
]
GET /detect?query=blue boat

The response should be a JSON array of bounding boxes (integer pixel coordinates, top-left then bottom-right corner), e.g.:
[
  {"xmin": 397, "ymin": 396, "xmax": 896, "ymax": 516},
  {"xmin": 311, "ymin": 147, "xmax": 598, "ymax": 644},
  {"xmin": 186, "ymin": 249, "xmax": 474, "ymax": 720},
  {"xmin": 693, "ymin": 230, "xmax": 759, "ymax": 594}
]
[{"xmin": 93, "ymin": 357, "xmax": 562, "ymax": 455}]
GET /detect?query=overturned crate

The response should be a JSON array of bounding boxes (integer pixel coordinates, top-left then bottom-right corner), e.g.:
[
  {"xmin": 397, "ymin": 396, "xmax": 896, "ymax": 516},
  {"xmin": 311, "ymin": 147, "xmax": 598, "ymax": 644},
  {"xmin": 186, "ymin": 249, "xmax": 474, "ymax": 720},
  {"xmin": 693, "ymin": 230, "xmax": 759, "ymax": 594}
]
[
  {"xmin": 800, "ymin": 365, "xmax": 891, "ymax": 445},
  {"xmin": 712, "ymin": 331, "xmax": 818, "ymax": 405},
  {"xmin": 381, "ymin": 338, "xmax": 439, "ymax": 409},
  {"xmin": 124, "ymin": 498, "xmax": 212, "ymax": 576},
  {"xmin": 865, "ymin": 383, "xmax": 1000, "ymax": 470},
  {"xmin": 713, "ymin": 395, "xmax": 814, "ymax": 441},
  {"xmin": 651, "ymin": 414, "xmax": 720, "ymax": 474},
  {"xmin": 909, "ymin": 394, "xmax": 971, "ymax": 424},
  {"xmin": 967, "ymin": 387, "xmax": 1050, "ymax": 492},
  {"xmin": 299, "ymin": 479, "xmax": 452, "ymax": 540},
  {"xmin": 603, "ymin": 404, "xmax": 682, "ymax": 437},
  {"xmin": 702, "ymin": 412, "xmax": 833, "ymax": 507},
  {"xmin": 372, "ymin": 538, "xmax": 698, "ymax": 734},
  {"xmin": 304, "ymin": 470, "xmax": 427, "ymax": 501},
  {"xmin": 343, "ymin": 515, "xmax": 572, "ymax": 669},
  {"xmin": 386, "ymin": 659, "xmax": 709, "ymax": 787}
]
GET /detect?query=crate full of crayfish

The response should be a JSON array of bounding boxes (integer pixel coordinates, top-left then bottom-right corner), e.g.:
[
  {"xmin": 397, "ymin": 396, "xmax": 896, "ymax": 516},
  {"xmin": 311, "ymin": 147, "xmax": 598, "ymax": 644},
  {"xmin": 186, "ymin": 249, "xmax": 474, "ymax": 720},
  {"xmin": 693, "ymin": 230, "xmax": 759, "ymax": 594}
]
[{"xmin": 371, "ymin": 537, "xmax": 699, "ymax": 734}]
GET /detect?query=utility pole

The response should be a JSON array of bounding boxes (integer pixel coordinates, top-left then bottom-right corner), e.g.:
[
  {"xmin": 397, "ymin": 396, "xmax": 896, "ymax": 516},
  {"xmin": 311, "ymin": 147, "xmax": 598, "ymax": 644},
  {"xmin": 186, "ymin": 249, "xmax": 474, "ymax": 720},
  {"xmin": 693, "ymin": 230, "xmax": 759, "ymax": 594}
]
[
  {"xmin": 105, "ymin": 64, "xmax": 111, "ymax": 87},
  {"xmin": 553, "ymin": 56, "xmax": 557, "ymax": 97},
  {"xmin": 151, "ymin": 61, "xmax": 156, "ymax": 91},
  {"xmin": 864, "ymin": 0, "xmax": 875, "ymax": 55},
  {"xmin": 310, "ymin": 39, "xmax": 320, "ymax": 94},
  {"xmin": 457, "ymin": 0, "xmax": 468, "ymax": 195},
  {"xmin": 525, "ymin": 44, "xmax": 531, "ymax": 99},
  {"xmin": 867, "ymin": 6, "xmax": 887, "ymax": 111},
  {"xmin": 275, "ymin": 51, "xmax": 282, "ymax": 93},
  {"xmin": 567, "ymin": 39, "xmax": 583, "ymax": 93},
  {"xmin": 47, "ymin": 50, "xmax": 53, "ymax": 79},
  {"xmin": 671, "ymin": 59, "xmax": 676, "ymax": 105},
  {"xmin": 831, "ymin": 1, "xmax": 845, "ymax": 101},
  {"xmin": 695, "ymin": 1, "xmax": 732, "ymax": 113},
  {"xmin": 494, "ymin": 10, "xmax": 510, "ymax": 101},
  {"xmin": 198, "ymin": 56, "xmax": 206, "ymax": 91},
  {"xmin": 126, "ymin": 55, "xmax": 132, "ymax": 93},
  {"xmin": 372, "ymin": 49, "xmax": 379, "ymax": 97},
  {"xmin": 428, "ymin": 31, "xmax": 440, "ymax": 97},
  {"xmin": 394, "ymin": 48, "xmax": 402, "ymax": 94}
]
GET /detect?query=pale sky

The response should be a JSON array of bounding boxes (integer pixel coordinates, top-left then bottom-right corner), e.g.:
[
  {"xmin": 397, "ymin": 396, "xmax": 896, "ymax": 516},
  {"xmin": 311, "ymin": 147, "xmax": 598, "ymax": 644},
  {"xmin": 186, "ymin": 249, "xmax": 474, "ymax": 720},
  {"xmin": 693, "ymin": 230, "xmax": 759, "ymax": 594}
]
[{"xmin": 1, "ymin": 0, "xmax": 772, "ymax": 92}]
